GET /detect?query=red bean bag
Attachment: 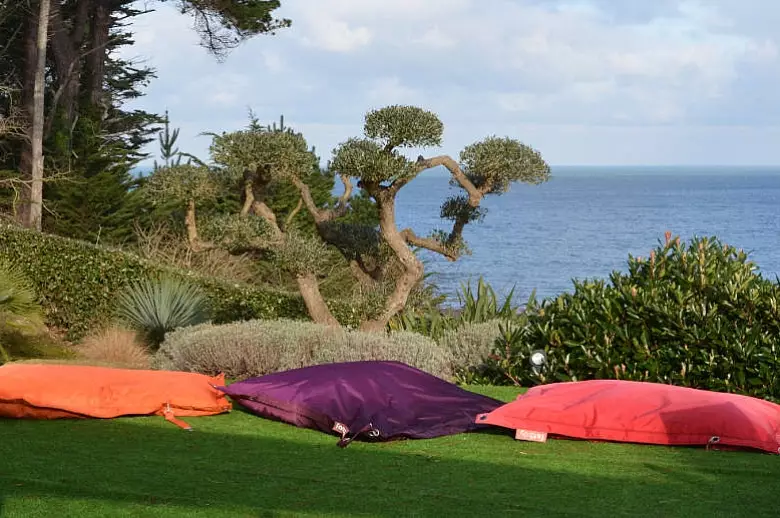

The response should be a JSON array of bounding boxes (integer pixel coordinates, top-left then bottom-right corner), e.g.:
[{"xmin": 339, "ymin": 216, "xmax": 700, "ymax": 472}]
[
  {"xmin": 476, "ymin": 379, "xmax": 780, "ymax": 454},
  {"xmin": 0, "ymin": 363, "xmax": 231, "ymax": 430}
]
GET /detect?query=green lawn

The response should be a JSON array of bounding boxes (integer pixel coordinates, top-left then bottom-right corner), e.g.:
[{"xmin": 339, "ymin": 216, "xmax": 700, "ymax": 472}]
[{"xmin": 0, "ymin": 385, "xmax": 778, "ymax": 517}]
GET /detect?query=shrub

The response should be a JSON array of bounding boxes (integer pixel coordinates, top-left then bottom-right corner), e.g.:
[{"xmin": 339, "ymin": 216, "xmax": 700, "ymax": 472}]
[
  {"xmin": 0, "ymin": 257, "xmax": 45, "ymax": 363},
  {"xmin": 495, "ymin": 234, "xmax": 780, "ymax": 401},
  {"xmin": 154, "ymin": 319, "xmax": 453, "ymax": 380},
  {"xmin": 75, "ymin": 327, "xmax": 151, "ymax": 369},
  {"xmin": 438, "ymin": 320, "xmax": 507, "ymax": 383},
  {"xmin": 0, "ymin": 330, "xmax": 76, "ymax": 363},
  {"xmin": 388, "ymin": 276, "xmax": 524, "ymax": 341},
  {"xmin": 115, "ymin": 275, "xmax": 210, "ymax": 347},
  {"xmin": 312, "ymin": 330, "xmax": 453, "ymax": 379},
  {"xmin": 0, "ymin": 224, "xmax": 368, "ymax": 339},
  {"xmin": 457, "ymin": 277, "xmax": 520, "ymax": 324}
]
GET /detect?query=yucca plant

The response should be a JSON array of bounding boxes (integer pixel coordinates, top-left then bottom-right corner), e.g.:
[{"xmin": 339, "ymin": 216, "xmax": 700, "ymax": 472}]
[
  {"xmin": 457, "ymin": 277, "xmax": 519, "ymax": 323},
  {"xmin": 0, "ymin": 258, "xmax": 44, "ymax": 363},
  {"xmin": 115, "ymin": 275, "xmax": 210, "ymax": 348}
]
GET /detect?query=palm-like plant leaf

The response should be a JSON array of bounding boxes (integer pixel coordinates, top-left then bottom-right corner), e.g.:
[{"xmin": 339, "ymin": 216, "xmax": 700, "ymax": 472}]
[
  {"xmin": 0, "ymin": 258, "xmax": 44, "ymax": 363},
  {"xmin": 116, "ymin": 275, "xmax": 210, "ymax": 347}
]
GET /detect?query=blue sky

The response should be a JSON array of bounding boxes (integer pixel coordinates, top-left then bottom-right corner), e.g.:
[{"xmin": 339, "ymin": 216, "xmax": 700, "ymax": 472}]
[{"xmin": 123, "ymin": 0, "xmax": 780, "ymax": 167}]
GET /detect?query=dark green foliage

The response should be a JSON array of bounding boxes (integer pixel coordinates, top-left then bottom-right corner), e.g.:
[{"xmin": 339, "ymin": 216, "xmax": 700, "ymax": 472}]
[
  {"xmin": 493, "ymin": 235, "xmax": 780, "ymax": 401},
  {"xmin": 115, "ymin": 274, "xmax": 211, "ymax": 347},
  {"xmin": 457, "ymin": 277, "xmax": 519, "ymax": 323},
  {"xmin": 172, "ymin": 0, "xmax": 291, "ymax": 58},
  {"xmin": 0, "ymin": 225, "xmax": 367, "ymax": 339},
  {"xmin": 388, "ymin": 276, "xmax": 521, "ymax": 341},
  {"xmin": 42, "ymin": 4, "xmax": 163, "ymax": 243}
]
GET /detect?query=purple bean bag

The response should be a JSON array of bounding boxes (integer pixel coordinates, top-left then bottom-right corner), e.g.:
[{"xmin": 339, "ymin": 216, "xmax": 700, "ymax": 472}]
[{"xmin": 217, "ymin": 361, "xmax": 504, "ymax": 447}]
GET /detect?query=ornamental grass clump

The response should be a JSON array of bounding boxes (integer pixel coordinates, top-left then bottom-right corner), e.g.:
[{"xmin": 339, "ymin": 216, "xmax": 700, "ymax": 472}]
[{"xmin": 115, "ymin": 274, "xmax": 210, "ymax": 348}]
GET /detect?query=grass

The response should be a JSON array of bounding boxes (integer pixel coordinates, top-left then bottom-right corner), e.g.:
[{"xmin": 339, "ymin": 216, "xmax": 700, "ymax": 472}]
[{"xmin": 0, "ymin": 386, "xmax": 778, "ymax": 517}]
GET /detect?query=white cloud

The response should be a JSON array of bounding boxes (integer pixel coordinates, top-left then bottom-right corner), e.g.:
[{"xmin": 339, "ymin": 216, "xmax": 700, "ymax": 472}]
[
  {"xmin": 300, "ymin": 20, "xmax": 372, "ymax": 52},
  {"xmin": 122, "ymin": 0, "xmax": 780, "ymax": 166},
  {"xmin": 365, "ymin": 77, "xmax": 421, "ymax": 105}
]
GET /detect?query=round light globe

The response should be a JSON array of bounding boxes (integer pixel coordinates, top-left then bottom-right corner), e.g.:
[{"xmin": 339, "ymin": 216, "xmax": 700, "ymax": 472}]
[{"xmin": 530, "ymin": 351, "xmax": 546, "ymax": 366}]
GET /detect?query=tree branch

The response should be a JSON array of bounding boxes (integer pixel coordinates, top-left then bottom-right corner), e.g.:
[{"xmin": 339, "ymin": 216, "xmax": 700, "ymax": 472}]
[
  {"xmin": 250, "ymin": 200, "xmax": 282, "ymax": 237},
  {"xmin": 45, "ymin": 29, "xmax": 121, "ymax": 136},
  {"xmin": 240, "ymin": 179, "xmax": 254, "ymax": 216},
  {"xmin": 291, "ymin": 173, "xmax": 353, "ymax": 223},
  {"xmin": 184, "ymin": 198, "xmax": 215, "ymax": 252},
  {"xmin": 400, "ymin": 228, "xmax": 460, "ymax": 261},
  {"xmin": 414, "ymin": 155, "xmax": 490, "ymax": 206},
  {"xmin": 284, "ymin": 197, "xmax": 303, "ymax": 229}
]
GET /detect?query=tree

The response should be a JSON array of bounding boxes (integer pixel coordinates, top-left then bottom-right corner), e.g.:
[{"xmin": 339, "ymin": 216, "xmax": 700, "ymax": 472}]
[
  {"xmin": 3, "ymin": 0, "xmax": 290, "ymax": 236},
  {"xmin": 24, "ymin": 0, "xmax": 50, "ymax": 231},
  {"xmin": 146, "ymin": 106, "xmax": 551, "ymax": 332},
  {"xmin": 327, "ymin": 106, "xmax": 551, "ymax": 330},
  {"xmin": 168, "ymin": 0, "xmax": 291, "ymax": 60}
]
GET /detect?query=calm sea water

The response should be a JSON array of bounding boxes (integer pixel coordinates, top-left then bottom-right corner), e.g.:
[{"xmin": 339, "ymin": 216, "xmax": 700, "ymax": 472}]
[
  {"xmin": 133, "ymin": 165, "xmax": 780, "ymax": 303},
  {"xmin": 393, "ymin": 166, "xmax": 780, "ymax": 304}
]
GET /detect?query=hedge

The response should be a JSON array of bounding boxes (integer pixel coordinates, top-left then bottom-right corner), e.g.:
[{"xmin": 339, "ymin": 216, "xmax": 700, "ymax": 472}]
[
  {"xmin": 0, "ymin": 225, "xmax": 364, "ymax": 339},
  {"xmin": 154, "ymin": 319, "xmax": 454, "ymax": 381},
  {"xmin": 491, "ymin": 235, "xmax": 780, "ymax": 401}
]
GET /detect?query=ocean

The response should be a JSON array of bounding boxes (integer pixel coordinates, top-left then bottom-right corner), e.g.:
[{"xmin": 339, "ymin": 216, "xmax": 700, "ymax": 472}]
[
  {"xmin": 133, "ymin": 165, "xmax": 780, "ymax": 303},
  {"xmin": 393, "ymin": 166, "xmax": 780, "ymax": 304}
]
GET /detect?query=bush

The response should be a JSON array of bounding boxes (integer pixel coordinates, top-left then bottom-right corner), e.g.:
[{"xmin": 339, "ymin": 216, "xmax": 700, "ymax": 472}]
[
  {"xmin": 75, "ymin": 327, "xmax": 151, "ymax": 369},
  {"xmin": 1, "ymin": 330, "xmax": 76, "ymax": 363},
  {"xmin": 0, "ymin": 257, "xmax": 46, "ymax": 363},
  {"xmin": 438, "ymin": 320, "xmax": 507, "ymax": 383},
  {"xmin": 154, "ymin": 319, "xmax": 453, "ymax": 380},
  {"xmin": 388, "ymin": 276, "xmax": 525, "ymax": 341},
  {"xmin": 495, "ymin": 234, "xmax": 780, "ymax": 401},
  {"xmin": 116, "ymin": 275, "xmax": 210, "ymax": 347},
  {"xmin": 0, "ymin": 225, "xmax": 368, "ymax": 339}
]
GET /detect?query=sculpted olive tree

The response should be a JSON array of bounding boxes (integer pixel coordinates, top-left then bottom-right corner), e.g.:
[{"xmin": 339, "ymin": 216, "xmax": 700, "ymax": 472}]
[{"xmin": 145, "ymin": 105, "xmax": 551, "ymax": 331}]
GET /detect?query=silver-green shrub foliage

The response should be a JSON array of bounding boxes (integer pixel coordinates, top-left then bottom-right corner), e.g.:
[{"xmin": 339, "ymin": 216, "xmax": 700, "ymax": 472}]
[
  {"xmin": 438, "ymin": 320, "xmax": 506, "ymax": 374},
  {"xmin": 154, "ymin": 319, "xmax": 454, "ymax": 380}
]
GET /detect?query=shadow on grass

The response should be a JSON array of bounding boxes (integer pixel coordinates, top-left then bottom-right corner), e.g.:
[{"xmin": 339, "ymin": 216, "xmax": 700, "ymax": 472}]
[{"xmin": 0, "ymin": 415, "xmax": 778, "ymax": 518}]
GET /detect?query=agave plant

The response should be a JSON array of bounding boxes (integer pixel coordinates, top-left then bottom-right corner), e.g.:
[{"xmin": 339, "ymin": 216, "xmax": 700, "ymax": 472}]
[
  {"xmin": 0, "ymin": 258, "xmax": 44, "ymax": 363},
  {"xmin": 115, "ymin": 275, "xmax": 210, "ymax": 348}
]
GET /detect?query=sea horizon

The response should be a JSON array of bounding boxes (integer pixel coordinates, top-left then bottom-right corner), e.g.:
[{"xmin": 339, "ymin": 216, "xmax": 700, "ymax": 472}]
[{"xmin": 128, "ymin": 165, "xmax": 780, "ymax": 304}]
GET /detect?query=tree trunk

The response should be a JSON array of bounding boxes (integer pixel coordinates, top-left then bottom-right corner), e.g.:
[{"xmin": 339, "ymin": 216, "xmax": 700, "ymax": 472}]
[
  {"xmin": 359, "ymin": 191, "xmax": 424, "ymax": 332},
  {"xmin": 17, "ymin": 6, "xmax": 39, "ymax": 226},
  {"xmin": 27, "ymin": 0, "xmax": 51, "ymax": 231},
  {"xmin": 86, "ymin": 1, "xmax": 110, "ymax": 110},
  {"xmin": 296, "ymin": 273, "xmax": 340, "ymax": 327},
  {"xmin": 184, "ymin": 198, "xmax": 200, "ymax": 248},
  {"xmin": 47, "ymin": 0, "xmax": 90, "ymax": 133}
]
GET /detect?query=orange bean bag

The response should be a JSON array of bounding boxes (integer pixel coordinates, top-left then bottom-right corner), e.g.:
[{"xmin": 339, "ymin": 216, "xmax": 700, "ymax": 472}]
[{"xmin": 0, "ymin": 363, "xmax": 231, "ymax": 430}]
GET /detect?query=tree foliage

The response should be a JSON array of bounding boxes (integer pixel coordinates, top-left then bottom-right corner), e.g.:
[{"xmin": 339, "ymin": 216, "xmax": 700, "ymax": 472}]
[
  {"xmin": 150, "ymin": 104, "xmax": 550, "ymax": 331},
  {"xmin": 170, "ymin": 0, "xmax": 291, "ymax": 59},
  {"xmin": 363, "ymin": 105, "xmax": 443, "ymax": 149},
  {"xmin": 460, "ymin": 136, "xmax": 550, "ymax": 194},
  {"xmin": 0, "ymin": 0, "xmax": 291, "ymax": 241}
]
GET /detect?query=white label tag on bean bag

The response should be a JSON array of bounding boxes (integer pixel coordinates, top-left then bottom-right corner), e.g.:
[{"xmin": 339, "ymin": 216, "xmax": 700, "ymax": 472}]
[{"xmin": 515, "ymin": 429, "xmax": 548, "ymax": 442}]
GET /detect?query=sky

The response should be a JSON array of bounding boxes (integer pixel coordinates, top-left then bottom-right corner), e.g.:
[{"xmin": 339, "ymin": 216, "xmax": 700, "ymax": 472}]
[{"xmin": 123, "ymin": 0, "xmax": 780, "ymax": 167}]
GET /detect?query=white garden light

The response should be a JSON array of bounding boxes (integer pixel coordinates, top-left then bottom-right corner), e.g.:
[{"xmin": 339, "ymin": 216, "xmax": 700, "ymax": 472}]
[{"xmin": 529, "ymin": 350, "xmax": 547, "ymax": 375}]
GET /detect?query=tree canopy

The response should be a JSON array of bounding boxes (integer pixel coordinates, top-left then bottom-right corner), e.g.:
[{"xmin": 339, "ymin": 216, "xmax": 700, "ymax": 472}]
[{"xmin": 146, "ymin": 105, "xmax": 551, "ymax": 331}]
